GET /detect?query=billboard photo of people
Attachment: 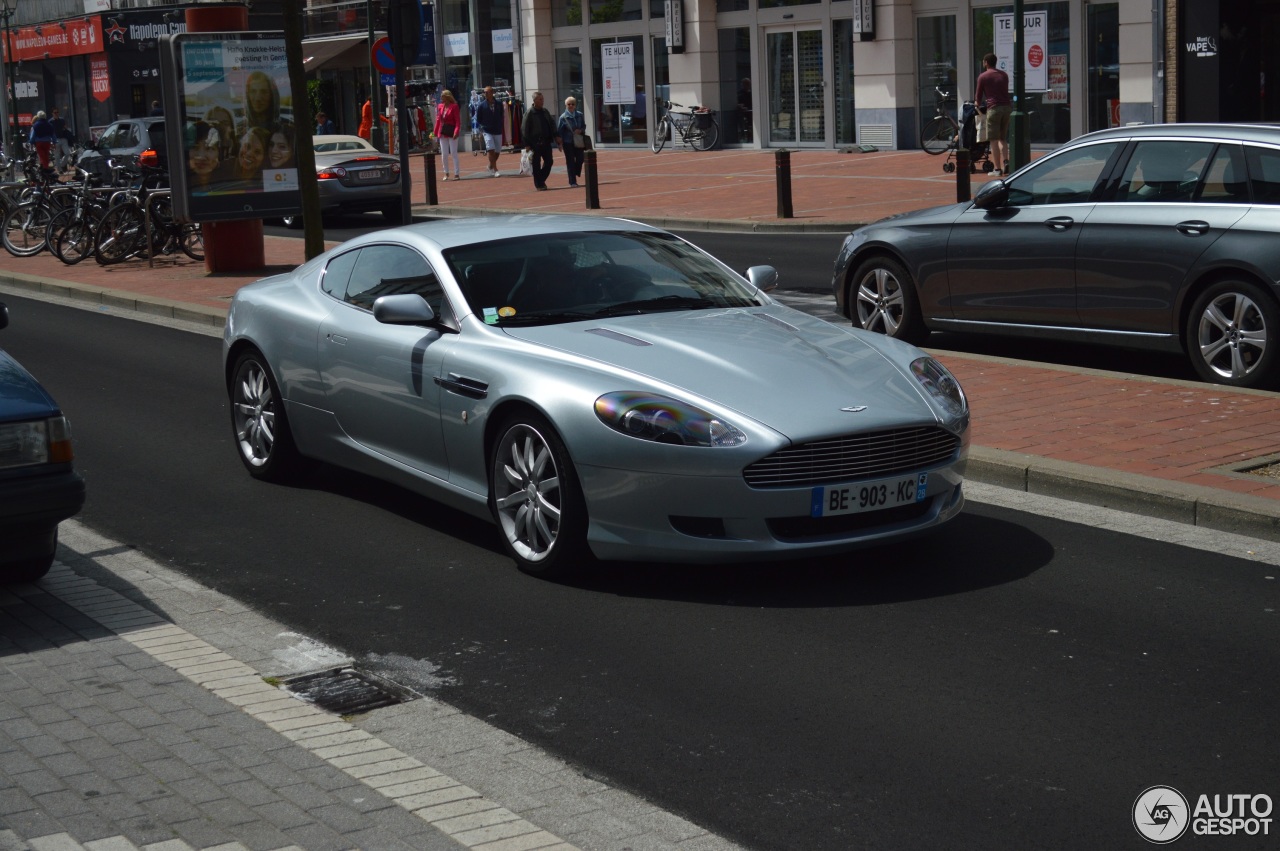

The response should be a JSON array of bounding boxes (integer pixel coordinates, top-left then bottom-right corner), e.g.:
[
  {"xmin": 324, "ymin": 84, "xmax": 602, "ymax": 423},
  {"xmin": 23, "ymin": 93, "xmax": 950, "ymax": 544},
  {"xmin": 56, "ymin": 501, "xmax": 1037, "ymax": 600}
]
[{"xmin": 162, "ymin": 31, "xmax": 302, "ymax": 222}]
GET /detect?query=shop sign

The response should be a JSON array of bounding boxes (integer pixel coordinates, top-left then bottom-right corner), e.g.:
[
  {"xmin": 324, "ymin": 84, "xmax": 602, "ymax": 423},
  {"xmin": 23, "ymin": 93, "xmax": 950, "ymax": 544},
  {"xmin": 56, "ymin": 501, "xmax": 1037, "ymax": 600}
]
[
  {"xmin": 9, "ymin": 18, "xmax": 104, "ymax": 61},
  {"xmin": 1043, "ymin": 53, "xmax": 1068, "ymax": 104},
  {"xmin": 91, "ymin": 56, "xmax": 112, "ymax": 102},
  {"xmin": 664, "ymin": 0, "xmax": 683, "ymax": 53},
  {"xmin": 492, "ymin": 29, "xmax": 513, "ymax": 55},
  {"xmin": 1185, "ymin": 36, "xmax": 1217, "ymax": 57},
  {"xmin": 601, "ymin": 42, "xmax": 635, "ymax": 105},
  {"xmin": 104, "ymin": 10, "xmax": 187, "ymax": 52}
]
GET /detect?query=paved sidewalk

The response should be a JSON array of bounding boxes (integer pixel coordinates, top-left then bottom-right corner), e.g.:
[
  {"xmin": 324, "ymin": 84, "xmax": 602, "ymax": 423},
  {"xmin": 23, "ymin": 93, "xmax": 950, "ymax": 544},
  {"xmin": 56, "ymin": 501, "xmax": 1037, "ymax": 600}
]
[{"xmin": 1, "ymin": 521, "xmax": 744, "ymax": 851}]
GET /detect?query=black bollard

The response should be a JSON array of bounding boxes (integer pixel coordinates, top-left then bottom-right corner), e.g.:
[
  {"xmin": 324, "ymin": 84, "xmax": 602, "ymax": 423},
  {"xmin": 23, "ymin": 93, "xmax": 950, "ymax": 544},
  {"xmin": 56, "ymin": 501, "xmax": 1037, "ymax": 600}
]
[
  {"xmin": 584, "ymin": 149, "xmax": 600, "ymax": 210},
  {"xmin": 955, "ymin": 148, "xmax": 970, "ymax": 202},
  {"xmin": 775, "ymin": 149, "xmax": 793, "ymax": 219},
  {"xmin": 424, "ymin": 152, "xmax": 438, "ymax": 206}
]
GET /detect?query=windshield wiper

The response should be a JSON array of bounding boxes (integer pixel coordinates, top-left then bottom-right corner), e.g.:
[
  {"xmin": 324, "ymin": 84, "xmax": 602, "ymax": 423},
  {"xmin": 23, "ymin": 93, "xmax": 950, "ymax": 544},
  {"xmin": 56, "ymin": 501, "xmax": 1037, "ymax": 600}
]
[
  {"xmin": 591, "ymin": 295, "xmax": 717, "ymax": 317},
  {"xmin": 496, "ymin": 310, "xmax": 595, "ymax": 326}
]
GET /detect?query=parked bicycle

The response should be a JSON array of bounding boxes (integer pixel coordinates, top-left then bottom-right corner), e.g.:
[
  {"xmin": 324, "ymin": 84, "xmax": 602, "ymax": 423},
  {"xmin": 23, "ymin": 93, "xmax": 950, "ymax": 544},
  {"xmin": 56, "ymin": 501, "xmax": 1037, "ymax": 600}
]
[
  {"xmin": 45, "ymin": 165, "xmax": 117, "ymax": 265},
  {"xmin": 651, "ymin": 101, "xmax": 720, "ymax": 153},
  {"xmin": 920, "ymin": 87, "xmax": 959, "ymax": 155},
  {"xmin": 94, "ymin": 169, "xmax": 202, "ymax": 265}
]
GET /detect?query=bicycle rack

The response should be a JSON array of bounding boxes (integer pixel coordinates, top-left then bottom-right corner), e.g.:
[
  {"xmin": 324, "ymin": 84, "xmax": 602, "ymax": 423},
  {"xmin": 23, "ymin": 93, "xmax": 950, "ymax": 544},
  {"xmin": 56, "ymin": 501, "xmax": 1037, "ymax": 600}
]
[{"xmin": 145, "ymin": 188, "xmax": 170, "ymax": 269}]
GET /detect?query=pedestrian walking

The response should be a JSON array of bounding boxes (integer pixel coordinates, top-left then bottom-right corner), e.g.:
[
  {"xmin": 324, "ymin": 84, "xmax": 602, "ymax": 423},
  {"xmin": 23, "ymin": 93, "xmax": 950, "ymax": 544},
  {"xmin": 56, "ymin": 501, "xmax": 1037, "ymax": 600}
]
[
  {"xmin": 49, "ymin": 108, "xmax": 75, "ymax": 172},
  {"xmin": 974, "ymin": 53, "xmax": 1012, "ymax": 175},
  {"xmin": 557, "ymin": 96, "xmax": 587, "ymax": 187},
  {"xmin": 434, "ymin": 90, "xmax": 462, "ymax": 181},
  {"xmin": 476, "ymin": 86, "xmax": 505, "ymax": 176},
  {"xmin": 357, "ymin": 99, "xmax": 374, "ymax": 142},
  {"xmin": 520, "ymin": 91, "xmax": 558, "ymax": 191},
  {"xmin": 28, "ymin": 111, "xmax": 57, "ymax": 172}
]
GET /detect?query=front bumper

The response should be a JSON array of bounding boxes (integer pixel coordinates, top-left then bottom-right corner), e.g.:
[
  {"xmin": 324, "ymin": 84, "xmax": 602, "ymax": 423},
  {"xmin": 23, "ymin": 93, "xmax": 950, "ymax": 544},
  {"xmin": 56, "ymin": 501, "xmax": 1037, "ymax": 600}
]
[
  {"xmin": 0, "ymin": 466, "xmax": 86, "ymax": 531},
  {"xmin": 578, "ymin": 456, "xmax": 967, "ymax": 563}
]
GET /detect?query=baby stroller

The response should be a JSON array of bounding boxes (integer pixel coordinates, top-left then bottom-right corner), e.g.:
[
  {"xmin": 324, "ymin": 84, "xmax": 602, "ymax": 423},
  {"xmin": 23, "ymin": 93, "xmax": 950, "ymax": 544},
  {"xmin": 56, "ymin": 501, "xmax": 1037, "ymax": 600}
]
[{"xmin": 945, "ymin": 101, "xmax": 994, "ymax": 174}]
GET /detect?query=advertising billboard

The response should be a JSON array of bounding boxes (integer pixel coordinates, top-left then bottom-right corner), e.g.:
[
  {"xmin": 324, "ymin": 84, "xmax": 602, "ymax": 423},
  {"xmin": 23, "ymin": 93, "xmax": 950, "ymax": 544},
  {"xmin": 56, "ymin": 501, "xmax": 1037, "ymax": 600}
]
[{"xmin": 160, "ymin": 31, "xmax": 301, "ymax": 223}]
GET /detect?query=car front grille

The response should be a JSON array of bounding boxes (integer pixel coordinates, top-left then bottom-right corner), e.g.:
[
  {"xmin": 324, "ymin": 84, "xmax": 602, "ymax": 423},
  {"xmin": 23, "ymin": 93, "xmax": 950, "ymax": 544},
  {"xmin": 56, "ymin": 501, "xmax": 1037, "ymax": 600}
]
[{"xmin": 743, "ymin": 426, "xmax": 961, "ymax": 489}]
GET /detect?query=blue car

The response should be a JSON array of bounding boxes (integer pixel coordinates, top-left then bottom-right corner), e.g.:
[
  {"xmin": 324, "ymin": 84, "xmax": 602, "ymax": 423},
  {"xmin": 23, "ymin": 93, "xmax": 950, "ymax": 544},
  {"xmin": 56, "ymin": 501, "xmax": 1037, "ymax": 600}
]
[{"xmin": 0, "ymin": 302, "xmax": 85, "ymax": 582}]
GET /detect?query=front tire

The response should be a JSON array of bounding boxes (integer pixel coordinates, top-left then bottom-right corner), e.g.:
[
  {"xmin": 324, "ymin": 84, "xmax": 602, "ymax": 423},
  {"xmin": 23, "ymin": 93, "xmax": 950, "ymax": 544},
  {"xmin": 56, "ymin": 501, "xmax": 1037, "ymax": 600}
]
[
  {"xmin": 1186, "ymin": 279, "xmax": 1280, "ymax": 388},
  {"xmin": 489, "ymin": 412, "xmax": 592, "ymax": 579},
  {"xmin": 652, "ymin": 118, "xmax": 669, "ymax": 153},
  {"xmin": 851, "ymin": 256, "xmax": 928, "ymax": 344},
  {"xmin": 920, "ymin": 116, "xmax": 958, "ymax": 155},
  {"xmin": 3, "ymin": 202, "xmax": 52, "ymax": 257},
  {"xmin": 230, "ymin": 351, "xmax": 302, "ymax": 481}
]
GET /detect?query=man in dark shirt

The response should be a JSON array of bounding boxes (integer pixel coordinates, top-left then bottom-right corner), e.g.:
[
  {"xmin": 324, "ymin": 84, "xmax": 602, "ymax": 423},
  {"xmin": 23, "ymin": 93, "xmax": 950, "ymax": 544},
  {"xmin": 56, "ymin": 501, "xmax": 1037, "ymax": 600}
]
[
  {"xmin": 974, "ymin": 53, "xmax": 1012, "ymax": 175},
  {"xmin": 520, "ymin": 91, "xmax": 559, "ymax": 191},
  {"xmin": 476, "ymin": 86, "xmax": 505, "ymax": 176}
]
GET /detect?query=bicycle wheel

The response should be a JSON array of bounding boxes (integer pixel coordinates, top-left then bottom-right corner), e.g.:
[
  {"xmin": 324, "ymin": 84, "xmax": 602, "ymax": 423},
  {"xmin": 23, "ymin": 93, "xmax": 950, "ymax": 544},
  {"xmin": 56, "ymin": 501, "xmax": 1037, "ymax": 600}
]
[
  {"xmin": 652, "ymin": 118, "xmax": 669, "ymax": 153},
  {"xmin": 921, "ymin": 116, "xmax": 958, "ymax": 155},
  {"xmin": 180, "ymin": 223, "xmax": 204, "ymax": 261},
  {"xmin": 2, "ymin": 202, "xmax": 52, "ymax": 257},
  {"xmin": 51, "ymin": 211, "xmax": 98, "ymax": 266},
  {"xmin": 690, "ymin": 118, "xmax": 720, "ymax": 151},
  {"xmin": 94, "ymin": 203, "xmax": 146, "ymax": 265}
]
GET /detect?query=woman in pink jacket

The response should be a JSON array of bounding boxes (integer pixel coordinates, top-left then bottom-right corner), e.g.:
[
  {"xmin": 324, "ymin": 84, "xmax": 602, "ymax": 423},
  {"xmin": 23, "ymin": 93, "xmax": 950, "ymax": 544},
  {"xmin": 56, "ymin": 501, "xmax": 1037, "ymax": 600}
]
[{"xmin": 434, "ymin": 90, "xmax": 462, "ymax": 180}]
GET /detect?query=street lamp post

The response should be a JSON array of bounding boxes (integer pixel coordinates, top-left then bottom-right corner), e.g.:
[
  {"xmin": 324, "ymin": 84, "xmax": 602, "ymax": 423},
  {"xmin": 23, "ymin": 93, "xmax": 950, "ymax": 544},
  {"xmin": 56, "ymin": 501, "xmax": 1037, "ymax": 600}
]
[{"xmin": 1, "ymin": 0, "xmax": 17, "ymax": 160}]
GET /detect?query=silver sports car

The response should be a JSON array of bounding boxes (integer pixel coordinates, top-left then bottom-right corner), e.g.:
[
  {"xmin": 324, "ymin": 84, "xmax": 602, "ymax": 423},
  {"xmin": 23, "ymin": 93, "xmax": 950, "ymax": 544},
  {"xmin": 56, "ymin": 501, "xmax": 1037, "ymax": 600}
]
[{"xmin": 223, "ymin": 215, "xmax": 970, "ymax": 577}]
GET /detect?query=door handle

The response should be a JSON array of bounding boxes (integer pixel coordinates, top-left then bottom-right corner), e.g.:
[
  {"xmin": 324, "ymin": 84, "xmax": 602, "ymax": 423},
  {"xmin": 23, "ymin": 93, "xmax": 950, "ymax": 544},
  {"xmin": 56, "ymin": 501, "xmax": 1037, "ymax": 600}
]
[
  {"xmin": 1176, "ymin": 220, "xmax": 1210, "ymax": 236},
  {"xmin": 327, "ymin": 333, "xmax": 348, "ymax": 346},
  {"xmin": 1045, "ymin": 216, "xmax": 1074, "ymax": 231}
]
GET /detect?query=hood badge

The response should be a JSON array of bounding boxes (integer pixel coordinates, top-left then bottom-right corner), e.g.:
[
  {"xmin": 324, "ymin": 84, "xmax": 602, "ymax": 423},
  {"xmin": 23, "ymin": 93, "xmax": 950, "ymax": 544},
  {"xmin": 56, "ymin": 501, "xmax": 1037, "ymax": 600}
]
[{"xmin": 840, "ymin": 405, "xmax": 868, "ymax": 413}]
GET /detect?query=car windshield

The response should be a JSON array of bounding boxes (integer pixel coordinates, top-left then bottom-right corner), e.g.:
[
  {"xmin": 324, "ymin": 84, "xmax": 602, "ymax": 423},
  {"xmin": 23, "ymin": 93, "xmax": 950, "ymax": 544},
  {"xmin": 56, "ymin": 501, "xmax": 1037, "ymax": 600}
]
[{"xmin": 444, "ymin": 231, "xmax": 762, "ymax": 326}]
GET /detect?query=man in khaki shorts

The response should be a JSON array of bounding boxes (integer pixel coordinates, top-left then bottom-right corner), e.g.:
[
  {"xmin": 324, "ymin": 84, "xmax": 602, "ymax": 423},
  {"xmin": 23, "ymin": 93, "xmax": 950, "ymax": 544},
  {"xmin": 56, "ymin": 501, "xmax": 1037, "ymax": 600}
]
[{"xmin": 974, "ymin": 53, "xmax": 1012, "ymax": 175}]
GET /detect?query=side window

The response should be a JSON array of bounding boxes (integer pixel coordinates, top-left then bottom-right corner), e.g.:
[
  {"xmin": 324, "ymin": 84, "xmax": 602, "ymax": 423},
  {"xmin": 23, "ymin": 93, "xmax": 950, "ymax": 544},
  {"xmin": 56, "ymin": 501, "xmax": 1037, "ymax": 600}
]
[
  {"xmin": 1245, "ymin": 145, "xmax": 1280, "ymax": 205},
  {"xmin": 1196, "ymin": 144, "xmax": 1249, "ymax": 203},
  {"xmin": 320, "ymin": 248, "xmax": 359, "ymax": 298},
  {"xmin": 98, "ymin": 124, "xmax": 121, "ymax": 147},
  {"xmin": 1005, "ymin": 142, "xmax": 1120, "ymax": 206},
  {"xmin": 345, "ymin": 245, "xmax": 447, "ymax": 316},
  {"xmin": 128, "ymin": 124, "xmax": 143, "ymax": 147},
  {"xmin": 1113, "ymin": 140, "xmax": 1213, "ymax": 203}
]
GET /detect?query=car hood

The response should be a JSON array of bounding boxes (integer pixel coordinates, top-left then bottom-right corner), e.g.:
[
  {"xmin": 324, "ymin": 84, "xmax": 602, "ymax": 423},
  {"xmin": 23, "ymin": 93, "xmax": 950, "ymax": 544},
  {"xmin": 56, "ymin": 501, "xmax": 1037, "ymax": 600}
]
[
  {"xmin": 866, "ymin": 200, "xmax": 972, "ymax": 229},
  {"xmin": 502, "ymin": 305, "xmax": 940, "ymax": 439},
  {"xmin": 0, "ymin": 348, "xmax": 58, "ymax": 422}
]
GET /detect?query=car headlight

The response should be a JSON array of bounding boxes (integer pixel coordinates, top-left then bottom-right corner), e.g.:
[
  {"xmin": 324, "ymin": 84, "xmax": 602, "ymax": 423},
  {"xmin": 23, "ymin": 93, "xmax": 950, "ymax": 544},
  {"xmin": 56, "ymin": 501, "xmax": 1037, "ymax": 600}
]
[
  {"xmin": 910, "ymin": 357, "xmax": 967, "ymax": 418},
  {"xmin": 0, "ymin": 416, "xmax": 74, "ymax": 470},
  {"xmin": 594, "ymin": 392, "xmax": 747, "ymax": 447}
]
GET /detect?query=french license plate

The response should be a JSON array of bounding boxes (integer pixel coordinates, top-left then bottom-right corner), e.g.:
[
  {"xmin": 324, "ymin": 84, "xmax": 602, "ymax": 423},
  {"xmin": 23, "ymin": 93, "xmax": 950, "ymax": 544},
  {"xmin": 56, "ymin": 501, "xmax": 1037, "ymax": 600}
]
[
  {"xmin": 357, "ymin": 170, "xmax": 384, "ymax": 180},
  {"xmin": 810, "ymin": 473, "xmax": 928, "ymax": 518}
]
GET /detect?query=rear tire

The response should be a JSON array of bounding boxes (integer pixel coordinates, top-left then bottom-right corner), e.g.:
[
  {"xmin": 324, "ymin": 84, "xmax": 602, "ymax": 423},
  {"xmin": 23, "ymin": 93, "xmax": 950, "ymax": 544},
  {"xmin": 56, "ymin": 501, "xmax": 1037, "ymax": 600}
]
[
  {"xmin": 381, "ymin": 201, "xmax": 404, "ymax": 224},
  {"xmin": 94, "ymin": 203, "xmax": 145, "ymax": 265},
  {"xmin": 3, "ymin": 202, "xmax": 52, "ymax": 257},
  {"xmin": 230, "ymin": 350, "xmax": 303, "ymax": 481},
  {"xmin": 850, "ymin": 256, "xmax": 928, "ymax": 345},
  {"xmin": 1186, "ymin": 279, "xmax": 1280, "ymax": 389},
  {"xmin": 180, "ymin": 224, "xmax": 204, "ymax": 260},
  {"xmin": 690, "ymin": 118, "xmax": 719, "ymax": 151}
]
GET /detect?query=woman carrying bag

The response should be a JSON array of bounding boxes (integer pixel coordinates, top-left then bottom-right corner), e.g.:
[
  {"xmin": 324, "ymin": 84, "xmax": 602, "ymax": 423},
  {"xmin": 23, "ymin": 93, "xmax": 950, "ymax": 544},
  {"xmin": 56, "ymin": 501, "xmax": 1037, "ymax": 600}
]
[
  {"xmin": 435, "ymin": 90, "xmax": 462, "ymax": 181},
  {"xmin": 558, "ymin": 96, "xmax": 587, "ymax": 188}
]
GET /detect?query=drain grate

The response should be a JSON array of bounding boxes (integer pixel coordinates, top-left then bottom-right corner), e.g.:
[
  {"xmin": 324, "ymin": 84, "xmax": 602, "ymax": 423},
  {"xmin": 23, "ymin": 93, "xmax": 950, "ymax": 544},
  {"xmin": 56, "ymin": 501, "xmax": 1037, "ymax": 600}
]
[{"xmin": 279, "ymin": 667, "xmax": 419, "ymax": 715}]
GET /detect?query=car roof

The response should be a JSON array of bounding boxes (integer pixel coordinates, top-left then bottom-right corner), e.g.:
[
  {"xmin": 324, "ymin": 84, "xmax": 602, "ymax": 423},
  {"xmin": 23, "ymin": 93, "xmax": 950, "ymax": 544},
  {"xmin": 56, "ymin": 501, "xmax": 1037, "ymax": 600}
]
[
  {"xmin": 311, "ymin": 134, "xmax": 370, "ymax": 146},
  {"xmin": 1074, "ymin": 122, "xmax": 1280, "ymax": 145},
  {"xmin": 336, "ymin": 214, "xmax": 661, "ymax": 253}
]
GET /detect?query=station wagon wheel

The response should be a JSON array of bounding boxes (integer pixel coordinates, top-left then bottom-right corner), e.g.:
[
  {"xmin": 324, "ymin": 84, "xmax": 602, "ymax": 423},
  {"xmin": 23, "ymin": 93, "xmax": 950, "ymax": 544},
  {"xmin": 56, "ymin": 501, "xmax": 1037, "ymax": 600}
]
[
  {"xmin": 230, "ymin": 351, "xmax": 302, "ymax": 481},
  {"xmin": 1187, "ymin": 280, "xmax": 1280, "ymax": 389},
  {"xmin": 851, "ymin": 256, "xmax": 927, "ymax": 345},
  {"xmin": 489, "ymin": 412, "xmax": 591, "ymax": 579}
]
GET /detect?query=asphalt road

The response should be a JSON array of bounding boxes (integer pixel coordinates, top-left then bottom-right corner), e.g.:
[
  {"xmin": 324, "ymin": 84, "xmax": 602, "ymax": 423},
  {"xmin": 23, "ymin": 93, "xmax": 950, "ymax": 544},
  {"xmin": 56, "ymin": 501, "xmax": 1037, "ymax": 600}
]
[{"xmin": 4, "ymin": 294, "xmax": 1277, "ymax": 850}]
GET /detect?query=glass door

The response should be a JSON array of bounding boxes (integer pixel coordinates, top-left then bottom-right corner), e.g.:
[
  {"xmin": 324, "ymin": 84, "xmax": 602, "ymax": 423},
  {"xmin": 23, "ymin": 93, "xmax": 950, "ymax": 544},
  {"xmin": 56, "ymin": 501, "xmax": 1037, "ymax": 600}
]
[{"xmin": 765, "ymin": 26, "xmax": 825, "ymax": 147}]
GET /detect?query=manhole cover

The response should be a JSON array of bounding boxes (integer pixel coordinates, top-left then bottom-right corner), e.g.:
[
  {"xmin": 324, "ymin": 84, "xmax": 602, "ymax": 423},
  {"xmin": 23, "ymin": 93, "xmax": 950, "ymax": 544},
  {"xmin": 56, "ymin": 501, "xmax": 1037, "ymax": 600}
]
[{"xmin": 280, "ymin": 667, "xmax": 419, "ymax": 715}]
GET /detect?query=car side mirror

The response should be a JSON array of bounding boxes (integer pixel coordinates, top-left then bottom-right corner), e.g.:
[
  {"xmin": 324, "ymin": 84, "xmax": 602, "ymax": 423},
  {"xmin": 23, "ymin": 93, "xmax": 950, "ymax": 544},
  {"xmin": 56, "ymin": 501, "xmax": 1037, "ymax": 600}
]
[
  {"xmin": 746, "ymin": 265, "xmax": 779, "ymax": 293},
  {"xmin": 373, "ymin": 293, "xmax": 437, "ymax": 326},
  {"xmin": 973, "ymin": 180, "xmax": 1010, "ymax": 210}
]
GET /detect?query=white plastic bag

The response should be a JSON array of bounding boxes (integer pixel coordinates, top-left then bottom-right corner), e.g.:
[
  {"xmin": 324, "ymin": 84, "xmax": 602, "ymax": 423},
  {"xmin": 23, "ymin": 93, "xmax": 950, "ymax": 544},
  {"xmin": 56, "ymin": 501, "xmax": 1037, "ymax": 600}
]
[{"xmin": 519, "ymin": 149, "xmax": 533, "ymax": 175}]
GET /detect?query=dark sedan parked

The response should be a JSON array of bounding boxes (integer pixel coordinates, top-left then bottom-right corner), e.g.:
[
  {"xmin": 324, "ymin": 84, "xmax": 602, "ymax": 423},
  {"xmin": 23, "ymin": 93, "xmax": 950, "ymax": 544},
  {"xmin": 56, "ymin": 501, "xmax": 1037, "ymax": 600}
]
[
  {"xmin": 834, "ymin": 123, "xmax": 1280, "ymax": 388},
  {"xmin": 0, "ymin": 303, "xmax": 85, "ymax": 582}
]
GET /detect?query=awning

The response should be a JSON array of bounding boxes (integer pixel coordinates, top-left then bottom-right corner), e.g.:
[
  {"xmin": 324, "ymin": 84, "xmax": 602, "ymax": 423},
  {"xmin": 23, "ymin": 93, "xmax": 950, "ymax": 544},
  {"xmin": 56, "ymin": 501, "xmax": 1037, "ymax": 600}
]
[{"xmin": 302, "ymin": 36, "xmax": 369, "ymax": 73}]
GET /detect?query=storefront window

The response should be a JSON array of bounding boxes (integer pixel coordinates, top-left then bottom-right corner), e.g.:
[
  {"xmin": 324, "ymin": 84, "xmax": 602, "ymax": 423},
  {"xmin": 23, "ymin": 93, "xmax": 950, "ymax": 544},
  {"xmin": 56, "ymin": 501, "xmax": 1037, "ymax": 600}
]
[
  {"xmin": 1087, "ymin": 3, "xmax": 1119, "ymax": 132},
  {"xmin": 833, "ymin": 20, "xmax": 855, "ymax": 145},
  {"xmin": 718, "ymin": 28, "xmax": 752, "ymax": 144},
  {"xmin": 759, "ymin": 0, "xmax": 819, "ymax": 8},
  {"xmin": 972, "ymin": 3, "xmax": 1071, "ymax": 144},
  {"xmin": 556, "ymin": 46, "xmax": 586, "ymax": 121},
  {"xmin": 592, "ymin": 36, "xmax": 647, "ymax": 144},
  {"xmin": 653, "ymin": 36, "xmax": 670, "ymax": 108},
  {"xmin": 442, "ymin": 0, "xmax": 470, "ymax": 31},
  {"xmin": 555, "ymin": 0, "xmax": 585, "ymax": 27},
  {"xmin": 917, "ymin": 15, "xmax": 958, "ymax": 143}
]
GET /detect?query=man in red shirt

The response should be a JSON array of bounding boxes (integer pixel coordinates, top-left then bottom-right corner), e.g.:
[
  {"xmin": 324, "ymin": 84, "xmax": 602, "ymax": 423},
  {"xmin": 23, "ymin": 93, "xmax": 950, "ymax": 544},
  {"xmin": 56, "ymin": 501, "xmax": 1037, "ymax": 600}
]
[{"xmin": 974, "ymin": 53, "xmax": 1012, "ymax": 175}]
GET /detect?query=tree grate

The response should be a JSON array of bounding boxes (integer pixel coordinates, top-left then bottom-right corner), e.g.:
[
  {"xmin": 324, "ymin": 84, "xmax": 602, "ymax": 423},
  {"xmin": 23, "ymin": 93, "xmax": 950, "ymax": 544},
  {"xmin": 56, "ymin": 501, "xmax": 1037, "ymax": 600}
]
[{"xmin": 279, "ymin": 667, "xmax": 419, "ymax": 715}]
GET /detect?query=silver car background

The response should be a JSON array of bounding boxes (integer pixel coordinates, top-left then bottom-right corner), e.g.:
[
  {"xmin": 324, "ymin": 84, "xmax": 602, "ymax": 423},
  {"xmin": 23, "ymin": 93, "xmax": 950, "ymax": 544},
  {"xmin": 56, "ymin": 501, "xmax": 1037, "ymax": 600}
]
[
  {"xmin": 281, "ymin": 134, "xmax": 402, "ymax": 228},
  {"xmin": 833, "ymin": 123, "xmax": 1280, "ymax": 389},
  {"xmin": 224, "ymin": 215, "xmax": 969, "ymax": 577}
]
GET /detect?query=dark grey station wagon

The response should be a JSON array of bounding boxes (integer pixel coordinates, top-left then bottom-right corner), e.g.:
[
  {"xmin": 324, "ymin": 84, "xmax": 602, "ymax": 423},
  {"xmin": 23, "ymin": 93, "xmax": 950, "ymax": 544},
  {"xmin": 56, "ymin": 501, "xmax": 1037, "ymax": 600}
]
[{"xmin": 833, "ymin": 123, "xmax": 1280, "ymax": 388}]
